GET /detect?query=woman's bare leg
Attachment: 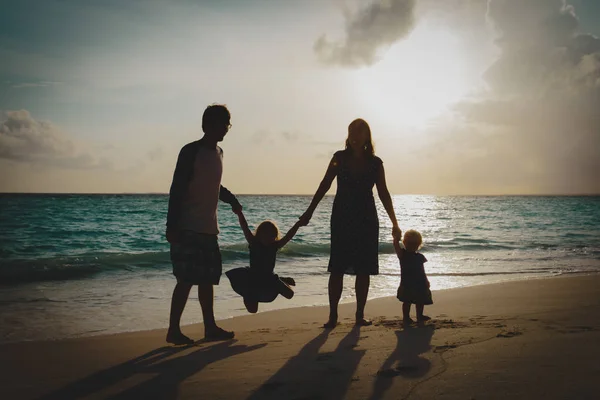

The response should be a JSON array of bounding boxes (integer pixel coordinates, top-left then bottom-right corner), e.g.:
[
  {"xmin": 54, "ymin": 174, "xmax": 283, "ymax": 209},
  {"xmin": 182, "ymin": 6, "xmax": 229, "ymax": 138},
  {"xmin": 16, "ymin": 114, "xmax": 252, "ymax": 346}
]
[{"xmin": 325, "ymin": 272, "xmax": 344, "ymax": 328}]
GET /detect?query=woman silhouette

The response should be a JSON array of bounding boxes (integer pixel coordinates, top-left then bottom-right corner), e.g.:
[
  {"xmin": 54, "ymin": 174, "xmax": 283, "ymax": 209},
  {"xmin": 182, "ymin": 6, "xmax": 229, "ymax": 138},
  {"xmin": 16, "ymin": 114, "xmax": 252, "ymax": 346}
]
[{"xmin": 300, "ymin": 118, "xmax": 401, "ymax": 328}]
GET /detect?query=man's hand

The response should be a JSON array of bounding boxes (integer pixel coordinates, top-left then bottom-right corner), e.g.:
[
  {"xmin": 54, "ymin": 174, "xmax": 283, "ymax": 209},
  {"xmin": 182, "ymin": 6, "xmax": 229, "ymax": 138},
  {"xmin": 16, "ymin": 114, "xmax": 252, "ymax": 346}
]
[
  {"xmin": 231, "ymin": 202, "xmax": 243, "ymax": 214},
  {"xmin": 166, "ymin": 228, "xmax": 181, "ymax": 244}
]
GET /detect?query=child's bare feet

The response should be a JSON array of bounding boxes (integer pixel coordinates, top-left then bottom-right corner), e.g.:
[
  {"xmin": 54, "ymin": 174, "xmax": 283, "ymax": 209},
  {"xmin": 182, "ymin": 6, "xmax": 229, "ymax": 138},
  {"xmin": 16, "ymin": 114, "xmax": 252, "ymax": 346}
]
[
  {"xmin": 204, "ymin": 326, "xmax": 234, "ymax": 342},
  {"xmin": 280, "ymin": 277, "xmax": 296, "ymax": 286},
  {"xmin": 166, "ymin": 329, "xmax": 194, "ymax": 345}
]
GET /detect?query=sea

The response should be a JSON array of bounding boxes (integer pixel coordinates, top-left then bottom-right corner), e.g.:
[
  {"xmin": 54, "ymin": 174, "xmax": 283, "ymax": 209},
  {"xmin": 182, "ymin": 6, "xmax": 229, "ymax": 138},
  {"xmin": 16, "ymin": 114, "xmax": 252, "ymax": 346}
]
[{"xmin": 1, "ymin": 194, "xmax": 599, "ymax": 343}]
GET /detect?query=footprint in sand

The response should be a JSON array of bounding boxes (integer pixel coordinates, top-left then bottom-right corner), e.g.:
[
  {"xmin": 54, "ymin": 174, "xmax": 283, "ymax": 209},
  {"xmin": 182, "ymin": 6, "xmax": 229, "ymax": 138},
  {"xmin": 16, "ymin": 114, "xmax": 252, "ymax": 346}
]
[
  {"xmin": 434, "ymin": 344, "xmax": 458, "ymax": 353},
  {"xmin": 558, "ymin": 326, "xmax": 598, "ymax": 334},
  {"xmin": 497, "ymin": 329, "xmax": 523, "ymax": 338},
  {"xmin": 377, "ymin": 365, "xmax": 420, "ymax": 378}
]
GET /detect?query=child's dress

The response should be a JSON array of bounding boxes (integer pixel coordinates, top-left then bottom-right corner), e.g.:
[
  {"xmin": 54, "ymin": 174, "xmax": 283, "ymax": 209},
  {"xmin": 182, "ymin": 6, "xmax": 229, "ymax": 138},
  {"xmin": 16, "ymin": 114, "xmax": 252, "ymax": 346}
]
[
  {"xmin": 397, "ymin": 251, "xmax": 433, "ymax": 305},
  {"xmin": 226, "ymin": 240, "xmax": 287, "ymax": 303}
]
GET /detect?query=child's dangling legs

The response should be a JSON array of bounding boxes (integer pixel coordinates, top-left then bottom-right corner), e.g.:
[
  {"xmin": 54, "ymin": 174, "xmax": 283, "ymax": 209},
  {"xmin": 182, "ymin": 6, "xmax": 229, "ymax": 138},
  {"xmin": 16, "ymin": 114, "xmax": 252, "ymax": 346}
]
[
  {"xmin": 244, "ymin": 298, "xmax": 259, "ymax": 314},
  {"xmin": 277, "ymin": 279, "xmax": 294, "ymax": 299},
  {"xmin": 402, "ymin": 302, "xmax": 414, "ymax": 324},
  {"xmin": 280, "ymin": 277, "xmax": 295, "ymax": 286},
  {"xmin": 416, "ymin": 304, "xmax": 431, "ymax": 322}
]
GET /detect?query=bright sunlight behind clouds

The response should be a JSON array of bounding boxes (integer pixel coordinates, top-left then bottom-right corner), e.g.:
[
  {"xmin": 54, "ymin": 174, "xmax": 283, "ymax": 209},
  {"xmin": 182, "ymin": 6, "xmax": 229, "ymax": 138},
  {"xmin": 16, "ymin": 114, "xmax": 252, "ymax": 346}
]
[
  {"xmin": 352, "ymin": 23, "xmax": 473, "ymax": 129},
  {"xmin": 1, "ymin": 0, "xmax": 599, "ymax": 195}
]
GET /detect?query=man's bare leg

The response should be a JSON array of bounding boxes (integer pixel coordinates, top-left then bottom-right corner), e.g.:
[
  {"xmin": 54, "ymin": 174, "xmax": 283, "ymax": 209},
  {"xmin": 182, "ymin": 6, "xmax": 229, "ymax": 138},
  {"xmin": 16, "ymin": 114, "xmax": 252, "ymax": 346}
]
[
  {"xmin": 166, "ymin": 281, "xmax": 194, "ymax": 344},
  {"xmin": 198, "ymin": 283, "xmax": 234, "ymax": 340}
]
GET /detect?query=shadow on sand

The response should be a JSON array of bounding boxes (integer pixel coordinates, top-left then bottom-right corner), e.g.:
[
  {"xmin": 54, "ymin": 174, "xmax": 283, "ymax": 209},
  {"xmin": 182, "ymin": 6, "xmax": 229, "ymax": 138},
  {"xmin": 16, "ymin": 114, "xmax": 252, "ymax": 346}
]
[
  {"xmin": 247, "ymin": 325, "xmax": 366, "ymax": 400},
  {"xmin": 38, "ymin": 340, "xmax": 266, "ymax": 400},
  {"xmin": 369, "ymin": 323, "xmax": 435, "ymax": 400}
]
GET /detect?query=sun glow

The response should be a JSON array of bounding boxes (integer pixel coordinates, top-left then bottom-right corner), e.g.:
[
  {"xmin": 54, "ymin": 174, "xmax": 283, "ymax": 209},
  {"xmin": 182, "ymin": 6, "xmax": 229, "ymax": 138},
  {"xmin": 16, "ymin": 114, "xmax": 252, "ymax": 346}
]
[{"xmin": 351, "ymin": 24, "xmax": 470, "ymax": 129}]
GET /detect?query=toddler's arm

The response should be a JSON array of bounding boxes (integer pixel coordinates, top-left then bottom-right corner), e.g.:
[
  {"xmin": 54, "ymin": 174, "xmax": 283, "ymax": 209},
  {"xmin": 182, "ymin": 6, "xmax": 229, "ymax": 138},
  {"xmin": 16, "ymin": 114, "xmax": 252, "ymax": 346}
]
[
  {"xmin": 277, "ymin": 219, "xmax": 306, "ymax": 249},
  {"xmin": 393, "ymin": 237, "xmax": 405, "ymax": 259}
]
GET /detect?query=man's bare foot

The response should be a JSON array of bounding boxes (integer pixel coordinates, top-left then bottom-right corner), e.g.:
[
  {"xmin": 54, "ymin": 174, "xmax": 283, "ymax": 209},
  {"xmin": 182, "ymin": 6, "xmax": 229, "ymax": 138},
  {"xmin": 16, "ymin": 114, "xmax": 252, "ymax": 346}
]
[
  {"xmin": 166, "ymin": 330, "xmax": 194, "ymax": 345},
  {"xmin": 204, "ymin": 326, "xmax": 234, "ymax": 342}
]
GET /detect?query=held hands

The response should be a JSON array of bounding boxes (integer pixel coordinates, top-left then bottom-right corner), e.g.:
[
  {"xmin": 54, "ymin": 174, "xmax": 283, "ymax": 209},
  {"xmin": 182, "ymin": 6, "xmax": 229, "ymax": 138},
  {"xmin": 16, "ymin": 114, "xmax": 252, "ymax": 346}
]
[{"xmin": 392, "ymin": 225, "xmax": 402, "ymax": 241}]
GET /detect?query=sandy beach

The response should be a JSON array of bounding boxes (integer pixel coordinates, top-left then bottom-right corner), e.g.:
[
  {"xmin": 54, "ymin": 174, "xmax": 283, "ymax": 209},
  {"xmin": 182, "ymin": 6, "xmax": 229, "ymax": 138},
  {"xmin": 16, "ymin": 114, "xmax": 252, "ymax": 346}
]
[{"xmin": 1, "ymin": 274, "xmax": 599, "ymax": 400}]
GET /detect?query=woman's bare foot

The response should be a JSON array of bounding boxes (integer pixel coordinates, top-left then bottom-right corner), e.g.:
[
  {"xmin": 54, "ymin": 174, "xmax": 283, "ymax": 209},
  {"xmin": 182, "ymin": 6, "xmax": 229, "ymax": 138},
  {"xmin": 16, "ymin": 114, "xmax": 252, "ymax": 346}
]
[
  {"xmin": 323, "ymin": 320, "xmax": 339, "ymax": 329},
  {"xmin": 355, "ymin": 318, "xmax": 373, "ymax": 326},
  {"xmin": 417, "ymin": 315, "xmax": 431, "ymax": 322},
  {"xmin": 324, "ymin": 312, "xmax": 338, "ymax": 329},
  {"xmin": 403, "ymin": 318, "xmax": 415, "ymax": 326},
  {"xmin": 166, "ymin": 329, "xmax": 194, "ymax": 345}
]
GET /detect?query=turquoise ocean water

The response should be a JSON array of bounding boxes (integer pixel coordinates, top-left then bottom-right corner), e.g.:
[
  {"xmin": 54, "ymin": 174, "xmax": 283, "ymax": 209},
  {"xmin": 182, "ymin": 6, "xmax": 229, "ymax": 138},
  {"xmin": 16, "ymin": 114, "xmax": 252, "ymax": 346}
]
[{"xmin": 1, "ymin": 194, "xmax": 599, "ymax": 343}]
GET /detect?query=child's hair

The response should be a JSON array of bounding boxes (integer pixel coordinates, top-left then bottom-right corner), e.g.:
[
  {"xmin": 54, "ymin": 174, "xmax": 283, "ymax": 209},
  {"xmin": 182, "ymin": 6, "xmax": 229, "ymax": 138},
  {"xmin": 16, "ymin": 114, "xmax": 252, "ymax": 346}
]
[
  {"xmin": 255, "ymin": 220, "xmax": 280, "ymax": 240},
  {"xmin": 402, "ymin": 229, "xmax": 423, "ymax": 252}
]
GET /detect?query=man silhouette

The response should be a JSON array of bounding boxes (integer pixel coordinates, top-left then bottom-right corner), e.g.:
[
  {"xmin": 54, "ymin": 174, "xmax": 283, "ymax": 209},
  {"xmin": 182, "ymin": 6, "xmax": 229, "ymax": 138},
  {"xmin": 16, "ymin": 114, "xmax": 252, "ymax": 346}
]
[{"xmin": 165, "ymin": 104, "xmax": 241, "ymax": 344}]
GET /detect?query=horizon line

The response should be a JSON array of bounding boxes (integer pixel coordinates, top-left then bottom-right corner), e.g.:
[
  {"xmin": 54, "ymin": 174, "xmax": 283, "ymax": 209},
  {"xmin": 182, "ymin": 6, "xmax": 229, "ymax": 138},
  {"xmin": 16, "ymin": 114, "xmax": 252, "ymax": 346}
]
[{"xmin": 1, "ymin": 192, "xmax": 599, "ymax": 197}]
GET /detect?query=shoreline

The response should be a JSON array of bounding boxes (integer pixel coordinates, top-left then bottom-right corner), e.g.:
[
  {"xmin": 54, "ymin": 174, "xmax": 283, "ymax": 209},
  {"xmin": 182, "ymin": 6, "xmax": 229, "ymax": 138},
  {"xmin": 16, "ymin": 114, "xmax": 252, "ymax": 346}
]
[
  {"xmin": 2, "ymin": 273, "xmax": 599, "ymax": 399},
  {"xmin": 1, "ymin": 270, "xmax": 594, "ymax": 346},
  {"xmin": 4, "ymin": 272, "xmax": 596, "ymax": 342}
]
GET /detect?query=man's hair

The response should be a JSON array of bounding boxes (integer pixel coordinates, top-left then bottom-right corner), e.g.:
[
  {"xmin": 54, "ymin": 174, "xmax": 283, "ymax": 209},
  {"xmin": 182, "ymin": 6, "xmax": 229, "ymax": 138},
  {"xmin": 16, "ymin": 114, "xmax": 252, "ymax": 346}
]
[{"xmin": 202, "ymin": 104, "xmax": 230, "ymax": 132}]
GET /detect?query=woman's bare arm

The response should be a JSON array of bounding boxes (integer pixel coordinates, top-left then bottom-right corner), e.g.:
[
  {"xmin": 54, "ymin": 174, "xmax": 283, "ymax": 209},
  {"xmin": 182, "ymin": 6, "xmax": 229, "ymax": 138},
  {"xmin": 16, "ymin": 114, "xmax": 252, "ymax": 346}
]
[
  {"xmin": 300, "ymin": 155, "xmax": 339, "ymax": 224},
  {"xmin": 376, "ymin": 162, "xmax": 401, "ymax": 240}
]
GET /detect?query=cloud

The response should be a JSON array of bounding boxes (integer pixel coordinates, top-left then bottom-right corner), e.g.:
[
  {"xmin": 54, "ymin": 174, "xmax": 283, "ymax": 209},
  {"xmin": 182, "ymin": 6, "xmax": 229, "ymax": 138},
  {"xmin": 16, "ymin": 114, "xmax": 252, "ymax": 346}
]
[
  {"xmin": 450, "ymin": 0, "xmax": 600, "ymax": 193},
  {"xmin": 11, "ymin": 81, "xmax": 62, "ymax": 89},
  {"xmin": 147, "ymin": 147, "xmax": 164, "ymax": 162},
  {"xmin": 0, "ymin": 110, "xmax": 110, "ymax": 169},
  {"xmin": 314, "ymin": 0, "xmax": 416, "ymax": 67}
]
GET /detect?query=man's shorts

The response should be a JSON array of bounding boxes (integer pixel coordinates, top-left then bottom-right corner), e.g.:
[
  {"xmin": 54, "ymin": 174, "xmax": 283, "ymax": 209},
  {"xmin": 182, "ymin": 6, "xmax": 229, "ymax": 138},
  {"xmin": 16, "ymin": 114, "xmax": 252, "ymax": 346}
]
[{"xmin": 170, "ymin": 231, "xmax": 222, "ymax": 285}]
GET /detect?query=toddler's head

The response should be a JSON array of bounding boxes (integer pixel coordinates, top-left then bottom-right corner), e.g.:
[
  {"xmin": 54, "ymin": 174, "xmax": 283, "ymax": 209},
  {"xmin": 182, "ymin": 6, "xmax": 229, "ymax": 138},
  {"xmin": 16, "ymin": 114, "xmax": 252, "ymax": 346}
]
[
  {"xmin": 402, "ymin": 230, "xmax": 423, "ymax": 252},
  {"xmin": 255, "ymin": 220, "xmax": 280, "ymax": 245}
]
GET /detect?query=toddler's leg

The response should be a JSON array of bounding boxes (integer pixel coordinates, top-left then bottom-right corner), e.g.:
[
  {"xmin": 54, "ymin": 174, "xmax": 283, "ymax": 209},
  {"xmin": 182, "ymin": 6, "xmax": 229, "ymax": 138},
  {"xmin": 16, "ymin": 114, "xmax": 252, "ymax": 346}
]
[
  {"xmin": 402, "ymin": 302, "xmax": 413, "ymax": 323},
  {"xmin": 244, "ymin": 298, "xmax": 259, "ymax": 314},
  {"xmin": 416, "ymin": 304, "xmax": 431, "ymax": 322},
  {"xmin": 277, "ymin": 279, "xmax": 294, "ymax": 299}
]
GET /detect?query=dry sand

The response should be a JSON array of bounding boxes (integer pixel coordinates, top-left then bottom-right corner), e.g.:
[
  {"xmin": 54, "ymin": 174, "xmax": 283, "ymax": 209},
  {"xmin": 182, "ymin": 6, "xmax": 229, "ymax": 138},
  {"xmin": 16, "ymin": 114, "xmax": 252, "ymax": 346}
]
[{"xmin": 1, "ymin": 274, "xmax": 599, "ymax": 399}]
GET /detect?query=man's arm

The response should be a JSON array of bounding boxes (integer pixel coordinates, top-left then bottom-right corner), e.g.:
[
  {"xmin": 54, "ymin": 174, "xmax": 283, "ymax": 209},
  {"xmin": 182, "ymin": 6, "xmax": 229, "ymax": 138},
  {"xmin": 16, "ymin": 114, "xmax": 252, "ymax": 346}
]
[
  {"xmin": 219, "ymin": 185, "xmax": 242, "ymax": 213},
  {"xmin": 166, "ymin": 144, "xmax": 196, "ymax": 241}
]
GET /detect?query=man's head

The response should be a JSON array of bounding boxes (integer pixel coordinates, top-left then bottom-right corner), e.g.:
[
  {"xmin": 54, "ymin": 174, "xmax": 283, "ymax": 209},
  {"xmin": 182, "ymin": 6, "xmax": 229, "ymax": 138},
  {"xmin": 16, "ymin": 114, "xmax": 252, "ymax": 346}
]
[{"xmin": 202, "ymin": 104, "xmax": 231, "ymax": 142}]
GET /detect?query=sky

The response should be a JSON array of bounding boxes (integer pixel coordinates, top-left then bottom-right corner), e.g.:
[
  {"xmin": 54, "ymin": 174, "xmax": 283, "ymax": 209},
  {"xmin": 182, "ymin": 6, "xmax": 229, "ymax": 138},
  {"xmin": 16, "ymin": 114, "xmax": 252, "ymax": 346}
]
[{"xmin": 1, "ymin": 0, "xmax": 599, "ymax": 195}]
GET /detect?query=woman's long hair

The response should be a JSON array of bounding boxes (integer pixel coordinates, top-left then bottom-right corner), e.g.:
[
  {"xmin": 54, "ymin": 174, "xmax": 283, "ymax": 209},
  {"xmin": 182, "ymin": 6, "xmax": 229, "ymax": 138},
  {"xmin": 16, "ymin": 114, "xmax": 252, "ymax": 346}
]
[{"xmin": 344, "ymin": 118, "xmax": 375, "ymax": 156}]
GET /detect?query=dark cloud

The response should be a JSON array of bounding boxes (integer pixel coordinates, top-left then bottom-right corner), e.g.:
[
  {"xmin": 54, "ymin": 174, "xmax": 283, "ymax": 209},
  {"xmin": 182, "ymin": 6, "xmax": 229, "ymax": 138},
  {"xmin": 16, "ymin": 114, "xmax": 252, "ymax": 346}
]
[
  {"xmin": 453, "ymin": 0, "xmax": 600, "ymax": 193},
  {"xmin": 314, "ymin": 0, "xmax": 416, "ymax": 67},
  {"xmin": 0, "ymin": 110, "xmax": 110, "ymax": 169}
]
